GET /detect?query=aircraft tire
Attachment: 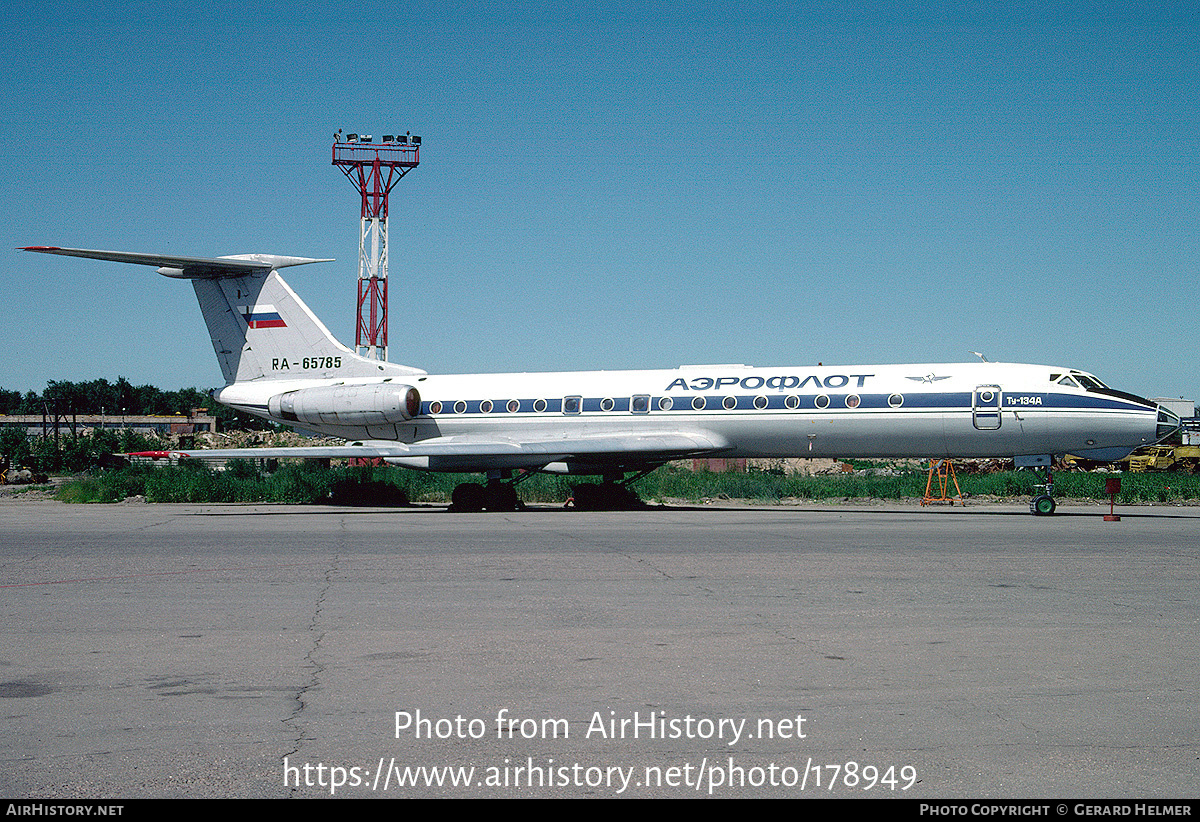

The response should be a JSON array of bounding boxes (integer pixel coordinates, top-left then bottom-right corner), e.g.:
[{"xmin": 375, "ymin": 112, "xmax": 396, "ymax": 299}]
[
  {"xmin": 570, "ymin": 484, "xmax": 601, "ymax": 510},
  {"xmin": 483, "ymin": 483, "xmax": 521, "ymax": 512},
  {"xmin": 450, "ymin": 482, "xmax": 486, "ymax": 512},
  {"xmin": 1031, "ymin": 495, "xmax": 1056, "ymax": 516}
]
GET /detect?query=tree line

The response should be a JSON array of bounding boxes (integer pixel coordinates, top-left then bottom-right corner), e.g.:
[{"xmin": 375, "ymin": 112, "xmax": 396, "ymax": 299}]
[
  {"xmin": 0, "ymin": 377, "xmax": 269, "ymax": 429},
  {"xmin": 0, "ymin": 377, "xmax": 274, "ymax": 474}
]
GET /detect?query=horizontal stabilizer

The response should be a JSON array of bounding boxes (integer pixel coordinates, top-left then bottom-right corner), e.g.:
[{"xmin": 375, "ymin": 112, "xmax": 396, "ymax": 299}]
[{"xmin": 21, "ymin": 247, "xmax": 333, "ymax": 278}]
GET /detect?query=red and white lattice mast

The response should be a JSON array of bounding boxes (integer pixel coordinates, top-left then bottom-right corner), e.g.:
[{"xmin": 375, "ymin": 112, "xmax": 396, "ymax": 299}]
[{"xmin": 331, "ymin": 130, "xmax": 421, "ymax": 360}]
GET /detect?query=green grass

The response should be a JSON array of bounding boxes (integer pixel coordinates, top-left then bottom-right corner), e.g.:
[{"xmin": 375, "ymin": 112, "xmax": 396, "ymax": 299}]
[{"xmin": 50, "ymin": 461, "xmax": 1200, "ymax": 506}]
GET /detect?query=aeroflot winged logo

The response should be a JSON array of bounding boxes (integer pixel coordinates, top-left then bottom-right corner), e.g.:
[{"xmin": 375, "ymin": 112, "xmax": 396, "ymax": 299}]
[{"xmin": 238, "ymin": 304, "xmax": 287, "ymax": 329}]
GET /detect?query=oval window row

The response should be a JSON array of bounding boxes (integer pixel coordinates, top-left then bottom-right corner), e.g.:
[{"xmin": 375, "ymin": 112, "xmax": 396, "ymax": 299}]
[{"xmin": 426, "ymin": 394, "xmax": 906, "ymax": 414}]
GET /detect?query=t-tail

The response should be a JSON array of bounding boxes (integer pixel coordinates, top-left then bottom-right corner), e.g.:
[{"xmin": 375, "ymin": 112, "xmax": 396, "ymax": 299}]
[{"xmin": 20, "ymin": 247, "xmax": 425, "ymax": 384}]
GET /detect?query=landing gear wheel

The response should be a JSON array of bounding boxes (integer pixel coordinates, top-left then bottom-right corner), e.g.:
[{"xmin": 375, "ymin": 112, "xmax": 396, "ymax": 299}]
[
  {"xmin": 483, "ymin": 482, "xmax": 522, "ymax": 512},
  {"xmin": 450, "ymin": 482, "xmax": 486, "ymax": 512},
  {"xmin": 1031, "ymin": 494, "xmax": 1056, "ymax": 516},
  {"xmin": 570, "ymin": 482, "xmax": 646, "ymax": 511}
]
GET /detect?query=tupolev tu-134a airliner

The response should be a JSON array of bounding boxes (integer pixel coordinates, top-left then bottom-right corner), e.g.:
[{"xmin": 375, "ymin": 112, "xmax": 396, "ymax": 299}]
[{"xmin": 22, "ymin": 246, "xmax": 1181, "ymax": 513}]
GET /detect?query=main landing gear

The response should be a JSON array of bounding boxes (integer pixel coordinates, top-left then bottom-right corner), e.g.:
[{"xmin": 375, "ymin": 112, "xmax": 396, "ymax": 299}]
[
  {"xmin": 568, "ymin": 482, "xmax": 645, "ymax": 511},
  {"xmin": 447, "ymin": 468, "xmax": 654, "ymax": 512},
  {"xmin": 567, "ymin": 468, "xmax": 654, "ymax": 511},
  {"xmin": 448, "ymin": 470, "xmax": 528, "ymax": 512}
]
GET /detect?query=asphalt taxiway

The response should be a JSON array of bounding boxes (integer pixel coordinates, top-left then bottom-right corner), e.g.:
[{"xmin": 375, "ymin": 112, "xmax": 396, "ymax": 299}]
[{"xmin": 1, "ymin": 500, "xmax": 1197, "ymax": 798}]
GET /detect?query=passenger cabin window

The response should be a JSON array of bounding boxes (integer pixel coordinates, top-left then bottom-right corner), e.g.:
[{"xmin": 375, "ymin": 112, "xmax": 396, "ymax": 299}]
[
  {"xmin": 563, "ymin": 396, "xmax": 581, "ymax": 414},
  {"xmin": 631, "ymin": 395, "xmax": 649, "ymax": 413}
]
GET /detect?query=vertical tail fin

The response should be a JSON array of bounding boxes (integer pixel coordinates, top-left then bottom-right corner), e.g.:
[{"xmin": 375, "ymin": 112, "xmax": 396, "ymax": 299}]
[
  {"xmin": 191, "ymin": 267, "xmax": 427, "ymax": 383},
  {"xmin": 20, "ymin": 247, "xmax": 425, "ymax": 384}
]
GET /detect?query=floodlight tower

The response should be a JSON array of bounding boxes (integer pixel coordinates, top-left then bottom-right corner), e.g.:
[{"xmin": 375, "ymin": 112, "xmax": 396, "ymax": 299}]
[{"xmin": 331, "ymin": 130, "xmax": 421, "ymax": 360}]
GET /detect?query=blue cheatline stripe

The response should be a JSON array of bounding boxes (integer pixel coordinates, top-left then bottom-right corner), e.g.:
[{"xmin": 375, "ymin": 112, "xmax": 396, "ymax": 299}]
[{"xmin": 418, "ymin": 391, "xmax": 1148, "ymax": 417}]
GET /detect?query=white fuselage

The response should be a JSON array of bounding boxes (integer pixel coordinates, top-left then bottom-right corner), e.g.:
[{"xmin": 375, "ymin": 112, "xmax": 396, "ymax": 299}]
[{"xmin": 215, "ymin": 360, "xmax": 1167, "ymax": 473}]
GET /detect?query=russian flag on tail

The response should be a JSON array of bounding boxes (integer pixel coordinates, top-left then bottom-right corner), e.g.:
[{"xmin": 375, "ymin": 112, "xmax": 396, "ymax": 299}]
[{"xmin": 238, "ymin": 304, "xmax": 287, "ymax": 329}]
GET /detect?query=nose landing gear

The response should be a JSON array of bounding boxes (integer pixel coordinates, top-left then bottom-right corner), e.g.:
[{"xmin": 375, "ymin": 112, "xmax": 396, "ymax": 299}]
[{"xmin": 1029, "ymin": 466, "xmax": 1056, "ymax": 516}]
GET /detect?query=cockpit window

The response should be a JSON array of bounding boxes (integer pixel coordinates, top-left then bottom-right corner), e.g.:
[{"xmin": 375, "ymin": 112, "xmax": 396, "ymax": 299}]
[
  {"xmin": 1074, "ymin": 374, "xmax": 1105, "ymax": 391},
  {"xmin": 1057, "ymin": 376, "xmax": 1080, "ymax": 388}
]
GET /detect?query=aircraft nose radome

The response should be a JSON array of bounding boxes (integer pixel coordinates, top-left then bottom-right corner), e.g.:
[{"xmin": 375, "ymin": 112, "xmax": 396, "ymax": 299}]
[{"xmin": 1156, "ymin": 405, "xmax": 1182, "ymax": 443}]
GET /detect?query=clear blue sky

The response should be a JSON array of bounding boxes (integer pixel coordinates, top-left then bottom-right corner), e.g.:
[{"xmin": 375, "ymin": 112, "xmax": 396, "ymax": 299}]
[{"xmin": 3, "ymin": 1, "xmax": 1197, "ymax": 403}]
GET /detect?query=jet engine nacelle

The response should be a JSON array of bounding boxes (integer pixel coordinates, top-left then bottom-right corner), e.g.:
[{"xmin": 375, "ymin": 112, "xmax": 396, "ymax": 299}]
[{"xmin": 268, "ymin": 384, "xmax": 421, "ymax": 427}]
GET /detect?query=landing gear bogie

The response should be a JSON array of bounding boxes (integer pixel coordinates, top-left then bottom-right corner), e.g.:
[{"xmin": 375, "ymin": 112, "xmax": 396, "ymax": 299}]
[
  {"xmin": 568, "ymin": 482, "xmax": 646, "ymax": 511},
  {"xmin": 448, "ymin": 479, "xmax": 525, "ymax": 512}
]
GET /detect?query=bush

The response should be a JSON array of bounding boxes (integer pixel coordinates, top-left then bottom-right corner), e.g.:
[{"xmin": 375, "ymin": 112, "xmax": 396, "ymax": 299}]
[{"xmin": 50, "ymin": 462, "xmax": 1200, "ymax": 506}]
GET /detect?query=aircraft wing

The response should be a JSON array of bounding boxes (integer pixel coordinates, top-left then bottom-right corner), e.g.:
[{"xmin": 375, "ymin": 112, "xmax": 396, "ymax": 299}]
[{"xmin": 143, "ymin": 430, "xmax": 729, "ymax": 466}]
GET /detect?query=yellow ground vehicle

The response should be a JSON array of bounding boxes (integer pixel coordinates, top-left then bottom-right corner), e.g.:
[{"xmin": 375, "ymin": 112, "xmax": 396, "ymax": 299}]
[{"xmin": 1121, "ymin": 445, "xmax": 1200, "ymax": 473}]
